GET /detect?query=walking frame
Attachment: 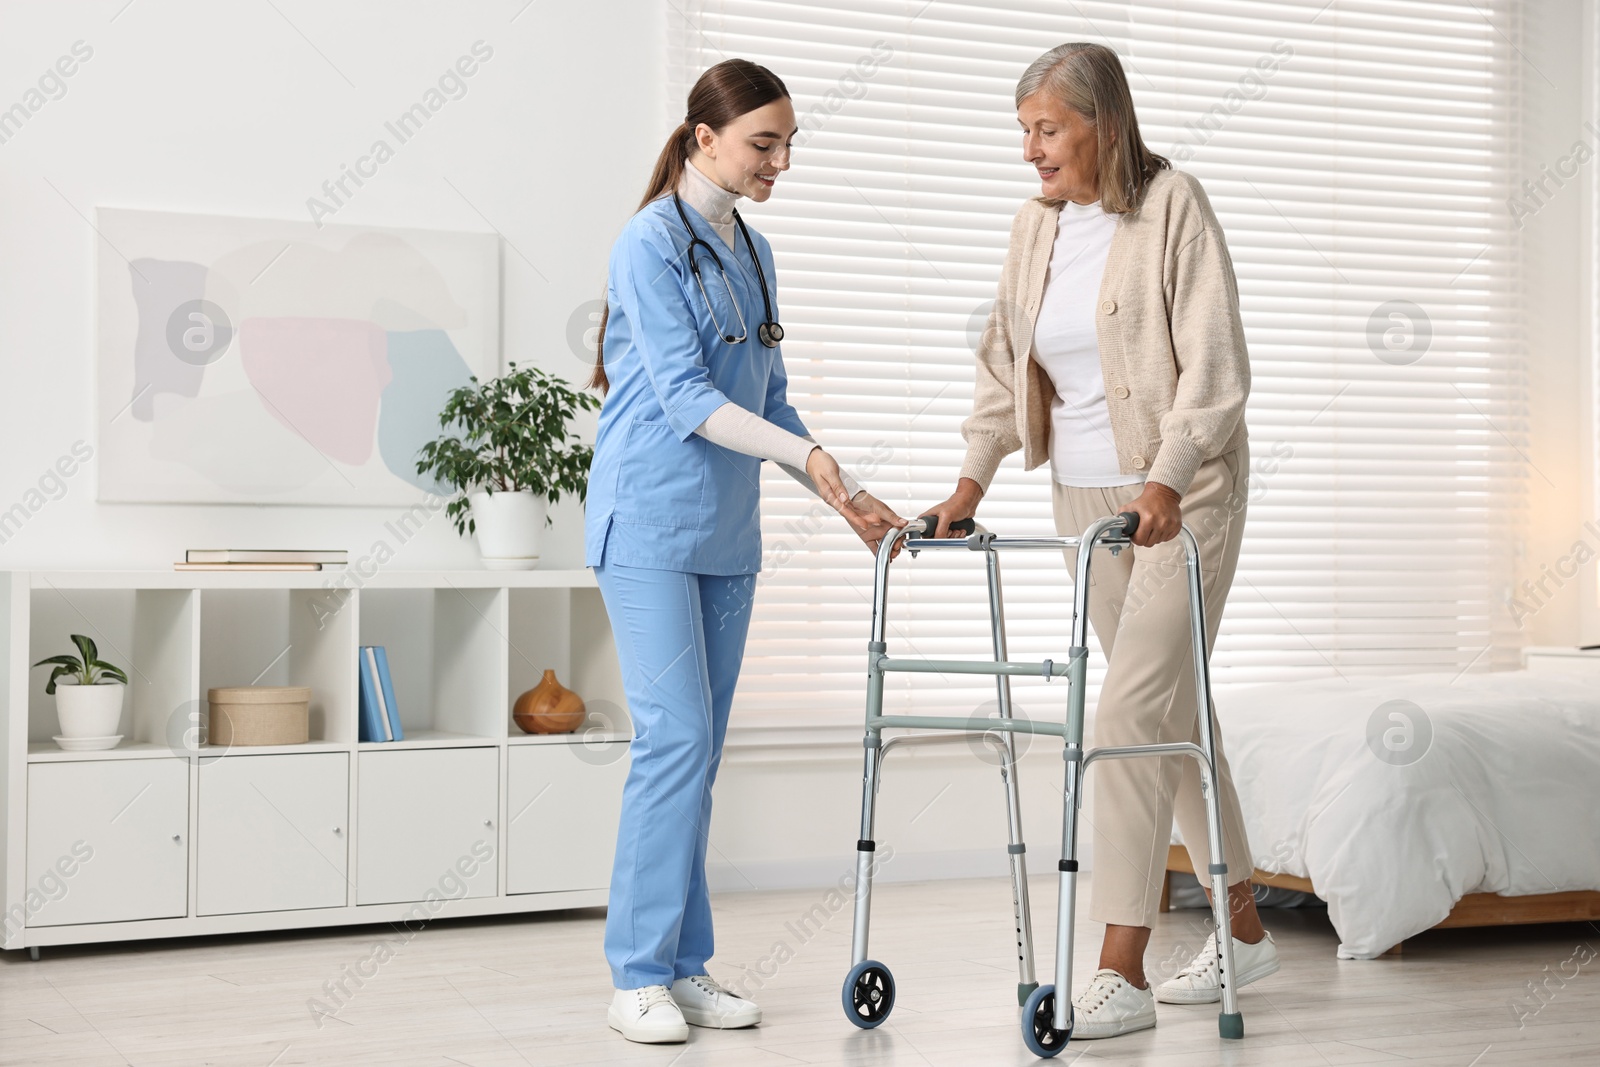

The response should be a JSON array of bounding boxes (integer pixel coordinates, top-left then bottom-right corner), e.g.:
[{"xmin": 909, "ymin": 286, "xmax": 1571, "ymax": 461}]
[{"xmin": 839, "ymin": 512, "xmax": 1245, "ymax": 1057}]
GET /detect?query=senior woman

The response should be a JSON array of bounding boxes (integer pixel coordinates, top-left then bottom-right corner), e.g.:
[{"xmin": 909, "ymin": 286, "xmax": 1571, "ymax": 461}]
[{"xmin": 925, "ymin": 42, "xmax": 1278, "ymax": 1039}]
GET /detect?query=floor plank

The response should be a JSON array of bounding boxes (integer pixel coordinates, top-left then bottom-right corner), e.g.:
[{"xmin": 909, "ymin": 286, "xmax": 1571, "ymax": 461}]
[{"xmin": 2, "ymin": 874, "xmax": 1597, "ymax": 1065}]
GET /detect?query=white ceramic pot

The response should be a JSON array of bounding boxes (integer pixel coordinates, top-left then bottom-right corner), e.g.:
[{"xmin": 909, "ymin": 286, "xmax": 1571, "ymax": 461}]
[
  {"xmin": 55, "ymin": 682, "xmax": 126, "ymax": 738},
  {"xmin": 468, "ymin": 489, "xmax": 547, "ymax": 570}
]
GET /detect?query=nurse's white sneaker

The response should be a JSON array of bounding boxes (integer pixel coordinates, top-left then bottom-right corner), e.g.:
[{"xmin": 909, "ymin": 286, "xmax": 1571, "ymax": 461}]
[
  {"xmin": 1154, "ymin": 930, "xmax": 1280, "ymax": 1004},
  {"xmin": 1069, "ymin": 969, "xmax": 1156, "ymax": 1039},
  {"xmin": 670, "ymin": 974, "xmax": 762, "ymax": 1028},
  {"xmin": 608, "ymin": 984, "xmax": 688, "ymax": 1043}
]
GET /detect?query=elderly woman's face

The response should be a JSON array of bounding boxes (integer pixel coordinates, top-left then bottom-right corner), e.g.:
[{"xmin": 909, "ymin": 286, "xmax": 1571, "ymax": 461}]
[{"xmin": 1018, "ymin": 92, "xmax": 1101, "ymax": 204}]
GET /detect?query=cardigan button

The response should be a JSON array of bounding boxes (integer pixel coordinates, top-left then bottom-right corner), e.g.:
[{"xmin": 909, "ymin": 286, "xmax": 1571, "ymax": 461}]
[
  {"xmin": 1101, "ymin": 300, "xmax": 1117, "ymax": 314},
  {"xmin": 1112, "ymin": 385, "xmax": 1130, "ymax": 399},
  {"xmin": 1131, "ymin": 455, "xmax": 1147, "ymax": 469}
]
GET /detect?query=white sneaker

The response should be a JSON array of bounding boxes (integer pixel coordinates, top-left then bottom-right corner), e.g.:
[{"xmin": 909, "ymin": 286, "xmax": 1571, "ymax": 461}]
[
  {"xmin": 669, "ymin": 974, "xmax": 762, "ymax": 1028},
  {"xmin": 608, "ymin": 985, "xmax": 688, "ymax": 1043},
  {"xmin": 1069, "ymin": 968, "xmax": 1156, "ymax": 1039},
  {"xmin": 1155, "ymin": 930, "xmax": 1280, "ymax": 1004}
]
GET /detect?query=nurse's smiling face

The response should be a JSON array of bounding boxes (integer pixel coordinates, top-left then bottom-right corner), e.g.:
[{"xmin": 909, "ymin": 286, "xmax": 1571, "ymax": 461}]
[
  {"xmin": 691, "ymin": 97, "xmax": 797, "ymax": 204},
  {"xmin": 1018, "ymin": 91, "xmax": 1103, "ymax": 205}
]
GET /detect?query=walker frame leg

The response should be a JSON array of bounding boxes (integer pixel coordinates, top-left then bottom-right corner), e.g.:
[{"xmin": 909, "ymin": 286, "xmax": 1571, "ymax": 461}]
[
  {"xmin": 848, "ymin": 542, "xmax": 896, "ymax": 969},
  {"xmin": 1184, "ymin": 540, "xmax": 1243, "ymax": 1037},
  {"xmin": 849, "ymin": 733, "xmax": 881, "ymax": 968},
  {"xmin": 1048, "ymin": 532, "xmax": 1098, "ymax": 1034},
  {"xmin": 982, "ymin": 549, "xmax": 1039, "ymax": 1003}
]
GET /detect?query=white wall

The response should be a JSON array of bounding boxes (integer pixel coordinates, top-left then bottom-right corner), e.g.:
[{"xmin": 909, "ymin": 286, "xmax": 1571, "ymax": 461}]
[
  {"xmin": 0, "ymin": 0, "xmax": 662, "ymax": 573},
  {"xmin": 1519, "ymin": 0, "xmax": 1598, "ymax": 648}
]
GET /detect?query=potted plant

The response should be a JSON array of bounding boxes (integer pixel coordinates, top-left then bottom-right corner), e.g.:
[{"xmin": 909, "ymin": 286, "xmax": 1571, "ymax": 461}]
[
  {"xmin": 34, "ymin": 634, "xmax": 130, "ymax": 742},
  {"xmin": 416, "ymin": 362, "xmax": 600, "ymax": 569}
]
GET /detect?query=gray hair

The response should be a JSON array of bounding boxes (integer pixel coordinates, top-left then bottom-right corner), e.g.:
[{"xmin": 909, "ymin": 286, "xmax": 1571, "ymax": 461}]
[{"xmin": 1015, "ymin": 42, "xmax": 1168, "ymax": 214}]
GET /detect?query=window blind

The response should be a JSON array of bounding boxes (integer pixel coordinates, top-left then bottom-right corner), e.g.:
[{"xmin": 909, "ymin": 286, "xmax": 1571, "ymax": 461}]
[{"xmin": 668, "ymin": 0, "xmax": 1525, "ymax": 739}]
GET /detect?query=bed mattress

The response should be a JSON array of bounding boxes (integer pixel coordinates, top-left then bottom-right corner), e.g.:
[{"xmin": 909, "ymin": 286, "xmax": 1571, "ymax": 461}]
[{"xmin": 1176, "ymin": 670, "xmax": 1600, "ymax": 957}]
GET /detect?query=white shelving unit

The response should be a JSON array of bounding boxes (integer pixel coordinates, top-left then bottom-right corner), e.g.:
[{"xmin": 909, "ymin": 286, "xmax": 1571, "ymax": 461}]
[{"xmin": 0, "ymin": 569, "xmax": 630, "ymax": 958}]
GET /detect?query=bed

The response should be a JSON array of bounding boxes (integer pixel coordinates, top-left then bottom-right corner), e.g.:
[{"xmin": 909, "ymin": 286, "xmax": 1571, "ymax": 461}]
[{"xmin": 1161, "ymin": 653, "xmax": 1600, "ymax": 958}]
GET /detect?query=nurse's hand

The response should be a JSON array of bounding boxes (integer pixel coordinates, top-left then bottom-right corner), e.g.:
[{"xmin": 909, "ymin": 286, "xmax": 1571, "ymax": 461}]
[
  {"xmin": 805, "ymin": 447, "xmax": 861, "ymax": 518},
  {"xmin": 846, "ymin": 492, "xmax": 907, "ymax": 557}
]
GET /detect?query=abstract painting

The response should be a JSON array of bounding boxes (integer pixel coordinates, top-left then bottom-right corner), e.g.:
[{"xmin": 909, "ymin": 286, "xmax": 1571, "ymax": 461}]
[{"xmin": 95, "ymin": 208, "xmax": 499, "ymax": 505}]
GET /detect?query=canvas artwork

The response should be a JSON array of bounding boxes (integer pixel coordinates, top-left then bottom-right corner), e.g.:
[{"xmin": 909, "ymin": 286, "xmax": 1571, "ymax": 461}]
[{"xmin": 95, "ymin": 207, "xmax": 500, "ymax": 505}]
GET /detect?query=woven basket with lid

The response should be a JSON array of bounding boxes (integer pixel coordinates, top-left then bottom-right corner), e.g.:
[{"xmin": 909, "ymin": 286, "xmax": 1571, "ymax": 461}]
[{"xmin": 207, "ymin": 686, "xmax": 311, "ymax": 746}]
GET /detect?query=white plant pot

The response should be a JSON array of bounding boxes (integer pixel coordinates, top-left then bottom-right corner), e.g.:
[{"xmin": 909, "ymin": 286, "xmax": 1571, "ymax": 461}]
[
  {"xmin": 55, "ymin": 682, "xmax": 126, "ymax": 738},
  {"xmin": 468, "ymin": 489, "xmax": 547, "ymax": 570}
]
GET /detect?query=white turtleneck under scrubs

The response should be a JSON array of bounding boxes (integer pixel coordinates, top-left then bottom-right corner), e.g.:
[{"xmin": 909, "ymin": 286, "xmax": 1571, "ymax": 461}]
[
  {"xmin": 1031, "ymin": 197, "xmax": 1143, "ymax": 488},
  {"xmin": 680, "ymin": 158, "xmax": 739, "ymax": 251}
]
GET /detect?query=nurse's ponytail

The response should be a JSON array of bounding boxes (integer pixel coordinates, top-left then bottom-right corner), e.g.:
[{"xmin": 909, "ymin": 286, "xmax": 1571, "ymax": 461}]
[{"xmin": 589, "ymin": 59, "xmax": 790, "ymax": 393}]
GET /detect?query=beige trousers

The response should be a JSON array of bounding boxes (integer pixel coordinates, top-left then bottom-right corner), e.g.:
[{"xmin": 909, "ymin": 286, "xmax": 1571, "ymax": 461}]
[{"xmin": 1050, "ymin": 444, "xmax": 1254, "ymax": 929}]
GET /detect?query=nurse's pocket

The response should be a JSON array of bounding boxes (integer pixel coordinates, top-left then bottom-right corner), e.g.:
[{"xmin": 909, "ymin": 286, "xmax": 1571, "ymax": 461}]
[{"xmin": 614, "ymin": 419, "xmax": 708, "ymax": 528}]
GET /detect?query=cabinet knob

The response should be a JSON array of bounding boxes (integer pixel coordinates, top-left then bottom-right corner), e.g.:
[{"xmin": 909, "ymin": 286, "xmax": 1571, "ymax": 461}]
[
  {"xmin": 333, "ymin": 827, "xmax": 343, "ymax": 835},
  {"xmin": 483, "ymin": 819, "xmax": 492, "ymax": 827},
  {"xmin": 172, "ymin": 834, "xmax": 181, "ymax": 843}
]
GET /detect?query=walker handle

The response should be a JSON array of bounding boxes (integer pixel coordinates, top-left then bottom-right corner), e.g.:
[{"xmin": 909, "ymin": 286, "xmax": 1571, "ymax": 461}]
[
  {"xmin": 916, "ymin": 515, "xmax": 976, "ymax": 538},
  {"xmin": 1117, "ymin": 511, "xmax": 1140, "ymax": 539}
]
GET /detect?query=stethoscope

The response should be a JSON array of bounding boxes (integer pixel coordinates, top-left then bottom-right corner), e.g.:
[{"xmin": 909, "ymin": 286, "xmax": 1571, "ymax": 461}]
[{"xmin": 670, "ymin": 191, "xmax": 784, "ymax": 348}]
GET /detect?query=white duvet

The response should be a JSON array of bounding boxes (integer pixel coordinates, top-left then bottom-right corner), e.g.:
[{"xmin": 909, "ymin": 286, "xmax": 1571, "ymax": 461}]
[{"xmin": 1179, "ymin": 670, "xmax": 1600, "ymax": 958}]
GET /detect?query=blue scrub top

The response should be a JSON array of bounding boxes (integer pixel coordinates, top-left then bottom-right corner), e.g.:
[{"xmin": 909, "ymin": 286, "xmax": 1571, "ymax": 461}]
[{"xmin": 585, "ymin": 194, "xmax": 809, "ymax": 575}]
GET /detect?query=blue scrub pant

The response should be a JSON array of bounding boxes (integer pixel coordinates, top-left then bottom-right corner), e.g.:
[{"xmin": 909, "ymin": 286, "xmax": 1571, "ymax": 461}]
[{"xmin": 593, "ymin": 560, "xmax": 756, "ymax": 989}]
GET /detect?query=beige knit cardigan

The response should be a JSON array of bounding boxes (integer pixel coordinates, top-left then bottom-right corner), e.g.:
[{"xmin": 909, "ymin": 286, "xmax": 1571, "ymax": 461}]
[{"xmin": 958, "ymin": 167, "xmax": 1250, "ymax": 497}]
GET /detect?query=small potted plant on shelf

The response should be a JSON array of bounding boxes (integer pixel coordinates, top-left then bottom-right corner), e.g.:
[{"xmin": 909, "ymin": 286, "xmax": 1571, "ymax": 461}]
[
  {"xmin": 34, "ymin": 634, "xmax": 130, "ymax": 749},
  {"xmin": 416, "ymin": 362, "xmax": 600, "ymax": 570}
]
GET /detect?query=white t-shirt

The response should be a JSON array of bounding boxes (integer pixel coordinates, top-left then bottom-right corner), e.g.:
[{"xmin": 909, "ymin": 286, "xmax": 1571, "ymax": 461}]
[{"xmin": 1031, "ymin": 198, "xmax": 1143, "ymax": 488}]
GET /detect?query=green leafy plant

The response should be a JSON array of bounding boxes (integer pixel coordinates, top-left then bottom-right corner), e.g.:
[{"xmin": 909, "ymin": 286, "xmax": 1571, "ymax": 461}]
[
  {"xmin": 34, "ymin": 634, "xmax": 130, "ymax": 694},
  {"xmin": 415, "ymin": 362, "xmax": 601, "ymax": 537}
]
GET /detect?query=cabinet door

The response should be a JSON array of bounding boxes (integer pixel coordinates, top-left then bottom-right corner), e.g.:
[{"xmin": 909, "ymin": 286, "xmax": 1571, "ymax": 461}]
[
  {"xmin": 356, "ymin": 747, "xmax": 498, "ymax": 906},
  {"xmin": 507, "ymin": 742, "xmax": 628, "ymax": 894},
  {"xmin": 198, "ymin": 753, "xmax": 349, "ymax": 916},
  {"xmin": 26, "ymin": 759, "xmax": 189, "ymax": 927}
]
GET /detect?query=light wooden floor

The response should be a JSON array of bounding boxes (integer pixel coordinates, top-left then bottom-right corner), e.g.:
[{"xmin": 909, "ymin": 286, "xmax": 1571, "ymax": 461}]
[{"xmin": 3, "ymin": 873, "xmax": 1598, "ymax": 1065}]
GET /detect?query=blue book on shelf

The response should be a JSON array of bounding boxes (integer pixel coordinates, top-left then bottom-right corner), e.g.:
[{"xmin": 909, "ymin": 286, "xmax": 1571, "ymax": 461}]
[
  {"xmin": 357, "ymin": 646, "xmax": 388, "ymax": 743},
  {"xmin": 365, "ymin": 647, "xmax": 394, "ymax": 742},
  {"xmin": 373, "ymin": 645, "xmax": 404, "ymax": 742}
]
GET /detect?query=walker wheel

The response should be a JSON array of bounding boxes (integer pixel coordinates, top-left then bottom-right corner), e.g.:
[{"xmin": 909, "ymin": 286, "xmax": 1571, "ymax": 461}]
[
  {"xmin": 1021, "ymin": 983, "xmax": 1071, "ymax": 1057},
  {"xmin": 842, "ymin": 959, "xmax": 895, "ymax": 1028}
]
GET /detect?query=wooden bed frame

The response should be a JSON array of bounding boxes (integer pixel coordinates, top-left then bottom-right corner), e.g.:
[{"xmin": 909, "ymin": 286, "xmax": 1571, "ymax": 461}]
[{"xmin": 1162, "ymin": 845, "xmax": 1600, "ymax": 952}]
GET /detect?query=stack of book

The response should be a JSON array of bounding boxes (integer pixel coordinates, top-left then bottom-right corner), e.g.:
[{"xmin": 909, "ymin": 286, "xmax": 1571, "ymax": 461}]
[
  {"xmin": 176, "ymin": 549, "xmax": 349, "ymax": 572},
  {"xmin": 358, "ymin": 645, "xmax": 405, "ymax": 743}
]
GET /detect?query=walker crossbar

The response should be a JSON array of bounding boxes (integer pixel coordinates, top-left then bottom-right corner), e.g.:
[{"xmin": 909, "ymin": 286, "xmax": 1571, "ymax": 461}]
[
  {"xmin": 840, "ymin": 513, "xmax": 1246, "ymax": 1053},
  {"xmin": 878, "ymin": 730, "xmax": 1014, "ymax": 764},
  {"xmin": 866, "ymin": 714, "xmax": 1067, "ymax": 737},
  {"xmin": 875, "ymin": 657, "xmax": 1074, "ymax": 678}
]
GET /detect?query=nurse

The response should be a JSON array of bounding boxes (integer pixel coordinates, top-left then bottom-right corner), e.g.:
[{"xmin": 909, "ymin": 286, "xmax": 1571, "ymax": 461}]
[{"xmin": 584, "ymin": 59, "xmax": 905, "ymax": 1045}]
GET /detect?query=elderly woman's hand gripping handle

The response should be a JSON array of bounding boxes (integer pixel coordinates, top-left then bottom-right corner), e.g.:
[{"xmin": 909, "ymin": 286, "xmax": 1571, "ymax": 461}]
[
  {"xmin": 1120, "ymin": 479, "xmax": 1182, "ymax": 547},
  {"xmin": 924, "ymin": 477, "xmax": 1180, "ymax": 546},
  {"xmin": 923, "ymin": 476, "xmax": 985, "ymax": 538}
]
